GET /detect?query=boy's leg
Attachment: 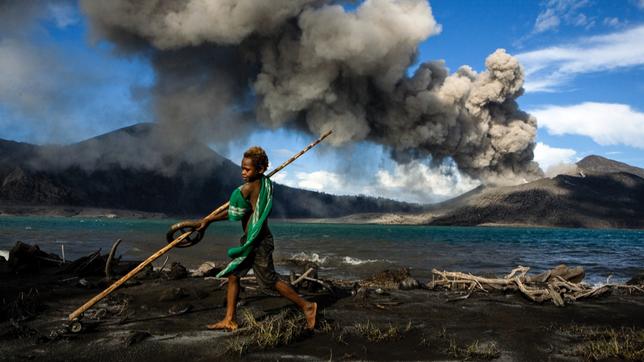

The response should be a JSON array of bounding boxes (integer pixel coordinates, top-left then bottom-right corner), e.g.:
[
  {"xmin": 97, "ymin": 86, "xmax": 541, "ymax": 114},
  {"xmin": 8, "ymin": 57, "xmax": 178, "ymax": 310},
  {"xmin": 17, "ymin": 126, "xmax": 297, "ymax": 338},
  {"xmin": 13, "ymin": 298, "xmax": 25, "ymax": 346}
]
[
  {"xmin": 207, "ymin": 275, "xmax": 240, "ymax": 331},
  {"xmin": 254, "ymin": 233, "xmax": 317, "ymax": 330},
  {"xmin": 274, "ymin": 280, "xmax": 317, "ymax": 330}
]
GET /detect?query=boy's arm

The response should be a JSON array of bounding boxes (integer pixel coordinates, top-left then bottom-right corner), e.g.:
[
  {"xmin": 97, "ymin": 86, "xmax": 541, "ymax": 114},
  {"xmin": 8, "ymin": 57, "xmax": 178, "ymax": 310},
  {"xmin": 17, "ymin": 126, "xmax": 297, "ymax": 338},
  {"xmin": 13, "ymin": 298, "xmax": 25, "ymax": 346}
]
[
  {"xmin": 197, "ymin": 209, "xmax": 228, "ymax": 231},
  {"xmin": 242, "ymin": 181, "xmax": 260, "ymax": 211},
  {"xmin": 240, "ymin": 182, "xmax": 261, "ymax": 211}
]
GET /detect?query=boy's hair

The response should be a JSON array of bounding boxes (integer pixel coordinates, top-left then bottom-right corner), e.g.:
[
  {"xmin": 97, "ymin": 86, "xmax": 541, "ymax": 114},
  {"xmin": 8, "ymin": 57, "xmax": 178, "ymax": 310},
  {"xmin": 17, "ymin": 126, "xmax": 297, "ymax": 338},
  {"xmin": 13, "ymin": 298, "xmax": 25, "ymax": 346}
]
[{"xmin": 243, "ymin": 146, "xmax": 269, "ymax": 172}]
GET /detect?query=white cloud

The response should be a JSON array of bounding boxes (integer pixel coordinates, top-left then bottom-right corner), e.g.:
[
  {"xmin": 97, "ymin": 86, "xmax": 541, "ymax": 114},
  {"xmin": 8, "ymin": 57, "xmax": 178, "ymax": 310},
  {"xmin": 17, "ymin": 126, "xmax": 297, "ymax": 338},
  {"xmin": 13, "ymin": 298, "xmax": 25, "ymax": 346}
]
[
  {"xmin": 533, "ymin": 142, "xmax": 577, "ymax": 170},
  {"xmin": 534, "ymin": 8, "xmax": 561, "ymax": 33},
  {"xmin": 531, "ymin": 102, "xmax": 644, "ymax": 148},
  {"xmin": 533, "ymin": 0, "xmax": 591, "ymax": 34},
  {"xmin": 602, "ymin": 17, "xmax": 624, "ymax": 28},
  {"xmin": 517, "ymin": 25, "xmax": 644, "ymax": 92},
  {"xmin": 292, "ymin": 170, "xmax": 344, "ymax": 192},
  {"xmin": 270, "ymin": 162, "xmax": 480, "ymax": 204},
  {"xmin": 270, "ymin": 171, "xmax": 288, "ymax": 184},
  {"xmin": 48, "ymin": 3, "xmax": 79, "ymax": 28},
  {"xmin": 273, "ymin": 148, "xmax": 295, "ymax": 158},
  {"xmin": 638, "ymin": 0, "xmax": 644, "ymax": 10},
  {"xmin": 372, "ymin": 161, "xmax": 480, "ymax": 203}
]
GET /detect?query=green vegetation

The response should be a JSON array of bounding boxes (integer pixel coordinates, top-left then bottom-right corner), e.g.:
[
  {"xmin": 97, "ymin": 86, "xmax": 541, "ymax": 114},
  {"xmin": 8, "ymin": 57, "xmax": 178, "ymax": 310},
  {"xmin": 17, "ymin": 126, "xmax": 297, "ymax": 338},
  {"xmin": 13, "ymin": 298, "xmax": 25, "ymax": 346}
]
[
  {"xmin": 225, "ymin": 309, "xmax": 309, "ymax": 355},
  {"xmin": 448, "ymin": 339, "xmax": 501, "ymax": 361},
  {"xmin": 418, "ymin": 325, "xmax": 500, "ymax": 360},
  {"xmin": 353, "ymin": 320, "xmax": 401, "ymax": 342},
  {"xmin": 561, "ymin": 325, "xmax": 644, "ymax": 361}
]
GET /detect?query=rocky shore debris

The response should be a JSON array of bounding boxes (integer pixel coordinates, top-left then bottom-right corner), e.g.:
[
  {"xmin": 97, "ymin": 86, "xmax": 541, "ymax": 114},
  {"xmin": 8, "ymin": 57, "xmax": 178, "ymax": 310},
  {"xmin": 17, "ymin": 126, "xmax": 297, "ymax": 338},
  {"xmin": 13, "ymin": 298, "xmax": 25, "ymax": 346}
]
[
  {"xmin": 158, "ymin": 287, "xmax": 188, "ymax": 302},
  {"xmin": 627, "ymin": 272, "xmax": 644, "ymax": 285},
  {"xmin": 165, "ymin": 262, "xmax": 188, "ymax": 280},
  {"xmin": 124, "ymin": 330, "xmax": 151, "ymax": 347},
  {"xmin": 0, "ymin": 253, "xmax": 642, "ymax": 361},
  {"xmin": 2, "ymin": 240, "xmax": 141, "ymax": 279},
  {"xmin": 190, "ymin": 261, "xmax": 220, "ymax": 277},
  {"xmin": 428, "ymin": 264, "xmax": 644, "ymax": 306},
  {"xmin": 7, "ymin": 241, "xmax": 63, "ymax": 273},
  {"xmin": 362, "ymin": 267, "xmax": 421, "ymax": 290},
  {"xmin": 0, "ymin": 241, "xmax": 142, "ymax": 324}
]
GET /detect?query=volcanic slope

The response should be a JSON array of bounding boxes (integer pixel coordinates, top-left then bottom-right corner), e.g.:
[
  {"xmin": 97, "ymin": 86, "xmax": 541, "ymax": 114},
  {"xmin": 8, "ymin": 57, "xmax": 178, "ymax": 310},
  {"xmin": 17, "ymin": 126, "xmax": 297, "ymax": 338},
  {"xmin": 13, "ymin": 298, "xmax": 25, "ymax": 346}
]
[
  {"xmin": 0, "ymin": 123, "xmax": 421, "ymax": 218},
  {"xmin": 336, "ymin": 156, "xmax": 644, "ymax": 229}
]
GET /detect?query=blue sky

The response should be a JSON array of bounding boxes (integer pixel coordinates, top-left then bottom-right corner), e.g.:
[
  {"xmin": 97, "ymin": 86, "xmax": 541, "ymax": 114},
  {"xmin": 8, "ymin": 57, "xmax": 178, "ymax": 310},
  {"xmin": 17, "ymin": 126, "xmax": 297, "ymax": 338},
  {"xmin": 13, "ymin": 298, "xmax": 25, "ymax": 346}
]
[{"xmin": 1, "ymin": 0, "xmax": 643, "ymax": 204}]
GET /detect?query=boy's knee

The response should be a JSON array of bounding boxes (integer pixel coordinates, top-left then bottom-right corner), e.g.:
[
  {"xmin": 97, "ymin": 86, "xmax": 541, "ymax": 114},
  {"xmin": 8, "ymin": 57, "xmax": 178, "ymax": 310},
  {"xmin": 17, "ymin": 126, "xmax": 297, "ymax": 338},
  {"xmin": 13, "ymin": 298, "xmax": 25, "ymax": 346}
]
[{"xmin": 229, "ymin": 275, "xmax": 239, "ymax": 282}]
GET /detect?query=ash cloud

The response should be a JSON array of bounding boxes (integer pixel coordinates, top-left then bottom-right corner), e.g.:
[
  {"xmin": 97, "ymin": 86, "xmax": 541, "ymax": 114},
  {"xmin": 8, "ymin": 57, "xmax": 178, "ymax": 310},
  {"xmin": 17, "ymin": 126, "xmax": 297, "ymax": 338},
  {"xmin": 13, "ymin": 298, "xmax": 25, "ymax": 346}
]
[{"xmin": 79, "ymin": 0, "xmax": 541, "ymax": 183}]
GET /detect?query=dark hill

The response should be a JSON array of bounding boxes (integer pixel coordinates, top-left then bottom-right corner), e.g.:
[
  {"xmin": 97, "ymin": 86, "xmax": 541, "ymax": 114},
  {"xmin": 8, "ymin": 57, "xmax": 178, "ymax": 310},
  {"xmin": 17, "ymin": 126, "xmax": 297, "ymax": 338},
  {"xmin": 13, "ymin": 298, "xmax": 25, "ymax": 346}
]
[
  {"xmin": 336, "ymin": 156, "xmax": 644, "ymax": 229},
  {"xmin": 0, "ymin": 124, "xmax": 421, "ymax": 218},
  {"xmin": 577, "ymin": 155, "xmax": 644, "ymax": 178},
  {"xmin": 428, "ymin": 171, "xmax": 644, "ymax": 229},
  {"xmin": 425, "ymin": 156, "xmax": 644, "ymax": 228}
]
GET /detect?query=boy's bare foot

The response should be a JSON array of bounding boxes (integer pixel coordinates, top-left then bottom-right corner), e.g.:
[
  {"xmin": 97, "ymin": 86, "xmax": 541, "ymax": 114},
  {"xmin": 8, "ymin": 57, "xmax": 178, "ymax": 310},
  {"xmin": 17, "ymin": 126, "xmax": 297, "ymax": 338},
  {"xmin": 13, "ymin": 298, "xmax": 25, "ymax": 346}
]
[
  {"xmin": 206, "ymin": 319, "xmax": 238, "ymax": 331},
  {"xmin": 304, "ymin": 302, "xmax": 317, "ymax": 330}
]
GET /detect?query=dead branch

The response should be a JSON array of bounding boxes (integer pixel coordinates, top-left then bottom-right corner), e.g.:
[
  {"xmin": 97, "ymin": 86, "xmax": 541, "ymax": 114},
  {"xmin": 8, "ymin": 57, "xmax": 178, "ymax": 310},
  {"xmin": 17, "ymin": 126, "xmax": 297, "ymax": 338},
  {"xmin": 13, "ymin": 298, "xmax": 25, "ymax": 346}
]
[
  {"xmin": 105, "ymin": 239, "xmax": 122, "ymax": 280},
  {"xmin": 158, "ymin": 255, "xmax": 169, "ymax": 272},
  {"xmin": 291, "ymin": 268, "xmax": 315, "ymax": 286},
  {"xmin": 429, "ymin": 265, "xmax": 640, "ymax": 307}
]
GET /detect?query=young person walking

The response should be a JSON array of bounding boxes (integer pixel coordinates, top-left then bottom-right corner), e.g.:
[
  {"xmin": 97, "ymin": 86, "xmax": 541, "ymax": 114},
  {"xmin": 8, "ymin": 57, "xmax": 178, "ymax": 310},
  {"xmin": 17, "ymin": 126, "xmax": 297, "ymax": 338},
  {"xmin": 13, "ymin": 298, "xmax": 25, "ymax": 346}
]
[{"xmin": 197, "ymin": 146, "xmax": 317, "ymax": 331}]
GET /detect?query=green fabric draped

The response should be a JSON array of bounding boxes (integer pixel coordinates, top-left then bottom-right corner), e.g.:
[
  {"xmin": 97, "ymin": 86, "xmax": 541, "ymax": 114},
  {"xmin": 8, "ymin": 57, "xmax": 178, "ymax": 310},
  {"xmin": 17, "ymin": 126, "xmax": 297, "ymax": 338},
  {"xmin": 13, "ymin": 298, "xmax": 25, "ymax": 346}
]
[
  {"xmin": 227, "ymin": 188, "xmax": 251, "ymax": 221},
  {"xmin": 216, "ymin": 175, "xmax": 273, "ymax": 278}
]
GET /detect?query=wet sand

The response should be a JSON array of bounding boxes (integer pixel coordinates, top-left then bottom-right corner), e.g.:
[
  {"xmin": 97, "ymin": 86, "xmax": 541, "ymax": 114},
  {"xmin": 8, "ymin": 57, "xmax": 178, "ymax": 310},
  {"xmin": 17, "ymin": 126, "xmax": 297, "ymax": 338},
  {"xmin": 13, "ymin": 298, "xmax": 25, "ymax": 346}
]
[{"xmin": 1, "ymin": 267, "xmax": 643, "ymax": 362}]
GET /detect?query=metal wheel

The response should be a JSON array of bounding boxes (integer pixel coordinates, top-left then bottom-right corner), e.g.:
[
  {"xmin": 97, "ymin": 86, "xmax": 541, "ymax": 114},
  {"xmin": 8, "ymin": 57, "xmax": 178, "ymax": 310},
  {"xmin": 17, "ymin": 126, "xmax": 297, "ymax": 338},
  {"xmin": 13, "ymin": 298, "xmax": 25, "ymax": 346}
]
[{"xmin": 166, "ymin": 220, "xmax": 204, "ymax": 248}]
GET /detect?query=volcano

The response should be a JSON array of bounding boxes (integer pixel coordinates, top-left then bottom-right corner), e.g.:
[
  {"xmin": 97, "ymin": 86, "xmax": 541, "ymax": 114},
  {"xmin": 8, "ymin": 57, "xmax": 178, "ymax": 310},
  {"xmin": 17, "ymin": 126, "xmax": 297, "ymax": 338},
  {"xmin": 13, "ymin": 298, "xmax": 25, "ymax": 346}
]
[{"xmin": 0, "ymin": 123, "xmax": 421, "ymax": 218}]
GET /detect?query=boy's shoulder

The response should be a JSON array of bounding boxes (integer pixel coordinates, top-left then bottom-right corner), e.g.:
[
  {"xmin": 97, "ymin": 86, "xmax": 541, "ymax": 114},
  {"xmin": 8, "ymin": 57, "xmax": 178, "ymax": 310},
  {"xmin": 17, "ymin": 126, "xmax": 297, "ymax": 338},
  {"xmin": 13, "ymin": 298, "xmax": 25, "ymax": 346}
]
[{"xmin": 240, "ymin": 178, "xmax": 262, "ymax": 198}]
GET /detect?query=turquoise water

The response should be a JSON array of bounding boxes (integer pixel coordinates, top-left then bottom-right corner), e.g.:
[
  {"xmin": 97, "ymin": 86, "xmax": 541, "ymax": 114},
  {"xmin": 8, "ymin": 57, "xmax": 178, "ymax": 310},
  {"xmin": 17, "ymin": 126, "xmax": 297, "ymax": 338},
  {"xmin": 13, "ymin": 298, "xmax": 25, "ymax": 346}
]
[{"xmin": 1, "ymin": 216, "xmax": 642, "ymax": 284}]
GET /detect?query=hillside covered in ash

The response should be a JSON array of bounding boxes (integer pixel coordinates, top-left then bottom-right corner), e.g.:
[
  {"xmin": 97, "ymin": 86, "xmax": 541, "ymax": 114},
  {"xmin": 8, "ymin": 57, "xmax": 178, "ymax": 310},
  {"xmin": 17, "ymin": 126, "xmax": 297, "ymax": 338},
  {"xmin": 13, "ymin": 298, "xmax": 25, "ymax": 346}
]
[
  {"xmin": 334, "ymin": 155, "xmax": 644, "ymax": 229},
  {"xmin": 0, "ymin": 124, "xmax": 421, "ymax": 218}
]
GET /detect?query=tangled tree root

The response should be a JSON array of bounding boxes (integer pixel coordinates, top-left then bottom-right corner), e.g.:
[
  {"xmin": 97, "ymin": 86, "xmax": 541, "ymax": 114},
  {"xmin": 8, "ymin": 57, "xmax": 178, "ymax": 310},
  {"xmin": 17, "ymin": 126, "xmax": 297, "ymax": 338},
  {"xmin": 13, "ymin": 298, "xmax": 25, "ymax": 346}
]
[{"xmin": 427, "ymin": 264, "xmax": 644, "ymax": 306}]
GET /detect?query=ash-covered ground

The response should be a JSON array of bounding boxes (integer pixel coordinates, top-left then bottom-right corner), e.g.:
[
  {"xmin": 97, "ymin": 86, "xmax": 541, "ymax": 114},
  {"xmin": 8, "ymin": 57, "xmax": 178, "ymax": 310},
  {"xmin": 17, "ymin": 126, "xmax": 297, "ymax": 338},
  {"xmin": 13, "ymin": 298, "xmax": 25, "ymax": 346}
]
[{"xmin": 1, "ymin": 242, "xmax": 643, "ymax": 361}]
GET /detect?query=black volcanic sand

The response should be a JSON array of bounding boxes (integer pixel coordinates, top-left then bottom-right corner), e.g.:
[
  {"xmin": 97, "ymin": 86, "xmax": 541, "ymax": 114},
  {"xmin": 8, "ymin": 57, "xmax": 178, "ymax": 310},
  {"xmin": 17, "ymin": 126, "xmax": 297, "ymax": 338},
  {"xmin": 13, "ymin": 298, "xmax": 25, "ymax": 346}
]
[{"xmin": 1, "ymin": 270, "xmax": 643, "ymax": 362}]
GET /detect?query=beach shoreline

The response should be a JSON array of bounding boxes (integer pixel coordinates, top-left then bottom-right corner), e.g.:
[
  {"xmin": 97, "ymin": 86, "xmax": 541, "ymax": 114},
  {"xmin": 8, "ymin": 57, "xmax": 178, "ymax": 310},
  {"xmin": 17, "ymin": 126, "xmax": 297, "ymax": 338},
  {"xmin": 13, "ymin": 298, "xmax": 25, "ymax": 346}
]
[
  {"xmin": 1, "ymin": 261, "xmax": 643, "ymax": 361},
  {"xmin": 0, "ymin": 205, "xmax": 168, "ymax": 219}
]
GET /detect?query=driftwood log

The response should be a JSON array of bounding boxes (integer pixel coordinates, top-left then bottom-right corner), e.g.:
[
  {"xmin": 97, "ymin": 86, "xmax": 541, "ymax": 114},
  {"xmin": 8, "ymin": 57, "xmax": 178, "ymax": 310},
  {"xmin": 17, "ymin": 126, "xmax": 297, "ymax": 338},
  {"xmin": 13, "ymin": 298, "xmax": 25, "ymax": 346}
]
[
  {"xmin": 428, "ymin": 264, "xmax": 644, "ymax": 306},
  {"xmin": 104, "ymin": 239, "xmax": 122, "ymax": 281}
]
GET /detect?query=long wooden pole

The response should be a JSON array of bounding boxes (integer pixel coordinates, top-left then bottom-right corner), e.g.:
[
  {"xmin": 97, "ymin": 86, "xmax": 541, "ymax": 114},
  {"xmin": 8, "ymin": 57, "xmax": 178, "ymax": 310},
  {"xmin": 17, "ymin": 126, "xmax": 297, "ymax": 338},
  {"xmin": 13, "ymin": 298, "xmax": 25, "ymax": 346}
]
[{"xmin": 68, "ymin": 129, "xmax": 333, "ymax": 320}]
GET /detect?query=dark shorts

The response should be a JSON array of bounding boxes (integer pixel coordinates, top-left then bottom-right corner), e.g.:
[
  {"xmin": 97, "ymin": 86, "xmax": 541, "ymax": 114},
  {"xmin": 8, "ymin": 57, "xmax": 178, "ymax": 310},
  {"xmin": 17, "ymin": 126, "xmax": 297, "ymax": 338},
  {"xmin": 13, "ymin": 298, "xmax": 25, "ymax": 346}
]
[{"xmin": 231, "ymin": 229, "xmax": 279, "ymax": 289}]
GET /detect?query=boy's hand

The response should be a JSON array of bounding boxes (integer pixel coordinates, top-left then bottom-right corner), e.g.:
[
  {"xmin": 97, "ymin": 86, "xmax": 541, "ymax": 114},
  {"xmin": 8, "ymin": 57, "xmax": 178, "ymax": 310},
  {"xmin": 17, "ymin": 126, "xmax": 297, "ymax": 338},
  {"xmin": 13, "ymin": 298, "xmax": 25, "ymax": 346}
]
[
  {"xmin": 166, "ymin": 219, "xmax": 206, "ymax": 247},
  {"xmin": 195, "ymin": 219, "xmax": 209, "ymax": 233}
]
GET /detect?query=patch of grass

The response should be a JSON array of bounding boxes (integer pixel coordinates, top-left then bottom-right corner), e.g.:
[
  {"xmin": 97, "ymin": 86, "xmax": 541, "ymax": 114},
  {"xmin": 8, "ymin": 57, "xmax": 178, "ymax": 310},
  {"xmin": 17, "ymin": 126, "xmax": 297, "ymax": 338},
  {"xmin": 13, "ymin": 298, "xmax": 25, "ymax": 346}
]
[
  {"xmin": 419, "ymin": 333, "xmax": 431, "ymax": 348},
  {"xmin": 404, "ymin": 320, "xmax": 413, "ymax": 333},
  {"xmin": 318, "ymin": 319, "xmax": 335, "ymax": 334},
  {"xmin": 437, "ymin": 326, "xmax": 448, "ymax": 339},
  {"xmin": 447, "ymin": 338, "xmax": 501, "ymax": 361},
  {"xmin": 353, "ymin": 320, "xmax": 401, "ymax": 342},
  {"xmin": 562, "ymin": 326, "xmax": 644, "ymax": 361},
  {"xmin": 225, "ymin": 309, "xmax": 308, "ymax": 355},
  {"xmin": 335, "ymin": 329, "xmax": 349, "ymax": 345}
]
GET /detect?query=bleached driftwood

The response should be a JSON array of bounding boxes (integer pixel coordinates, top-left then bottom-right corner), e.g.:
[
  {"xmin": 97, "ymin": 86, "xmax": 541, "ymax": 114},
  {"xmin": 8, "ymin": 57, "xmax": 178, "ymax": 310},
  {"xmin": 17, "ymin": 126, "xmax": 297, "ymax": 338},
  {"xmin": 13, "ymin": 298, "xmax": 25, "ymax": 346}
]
[
  {"xmin": 105, "ymin": 239, "xmax": 122, "ymax": 280},
  {"xmin": 429, "ymin": 264, "xmax": 641, "ymax": 307},
  {"xmin": 291, "ymin": 268, "xmax": 315, "ymax": 286}
]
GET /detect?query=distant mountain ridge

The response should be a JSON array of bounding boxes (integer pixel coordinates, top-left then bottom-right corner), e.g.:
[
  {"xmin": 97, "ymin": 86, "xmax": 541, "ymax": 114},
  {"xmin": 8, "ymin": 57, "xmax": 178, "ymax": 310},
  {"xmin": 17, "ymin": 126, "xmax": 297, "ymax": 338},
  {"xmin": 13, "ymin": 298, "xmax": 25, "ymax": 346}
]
[
  {"xmin": 576, "ymin": 155, "xmax": 644, "ymax": 179},
  {"xmin": 0, "ymin": 124, "xmax": 421, "ymax": 218},
  {"xmin": 333, "ymin": 156, "xmax": 644, "ymax": 229}
]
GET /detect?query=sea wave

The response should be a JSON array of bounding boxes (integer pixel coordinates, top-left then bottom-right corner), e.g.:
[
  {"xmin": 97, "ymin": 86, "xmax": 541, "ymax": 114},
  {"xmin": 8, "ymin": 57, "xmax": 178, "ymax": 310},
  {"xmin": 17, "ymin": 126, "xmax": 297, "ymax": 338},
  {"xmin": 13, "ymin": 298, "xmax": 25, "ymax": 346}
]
[
  {"xmin": 289, "ymin": 252, "xmax": 328, "ymax": 264},
  {"xmin": 285, "ymin": 252, "xmax": 389, "ymax": 267},
  {"xmin": 342, "ymin": 256, "xmax": 382, "ymax": 265}
]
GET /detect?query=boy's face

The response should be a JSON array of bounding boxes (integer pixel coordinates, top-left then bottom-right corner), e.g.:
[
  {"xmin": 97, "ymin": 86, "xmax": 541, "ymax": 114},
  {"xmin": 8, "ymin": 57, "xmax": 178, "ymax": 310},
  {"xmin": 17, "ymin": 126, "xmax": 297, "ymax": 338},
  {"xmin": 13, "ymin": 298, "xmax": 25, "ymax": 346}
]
[{"xmin": 241, "ymin": 157, "xmax": 262, "ymax": 182}]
